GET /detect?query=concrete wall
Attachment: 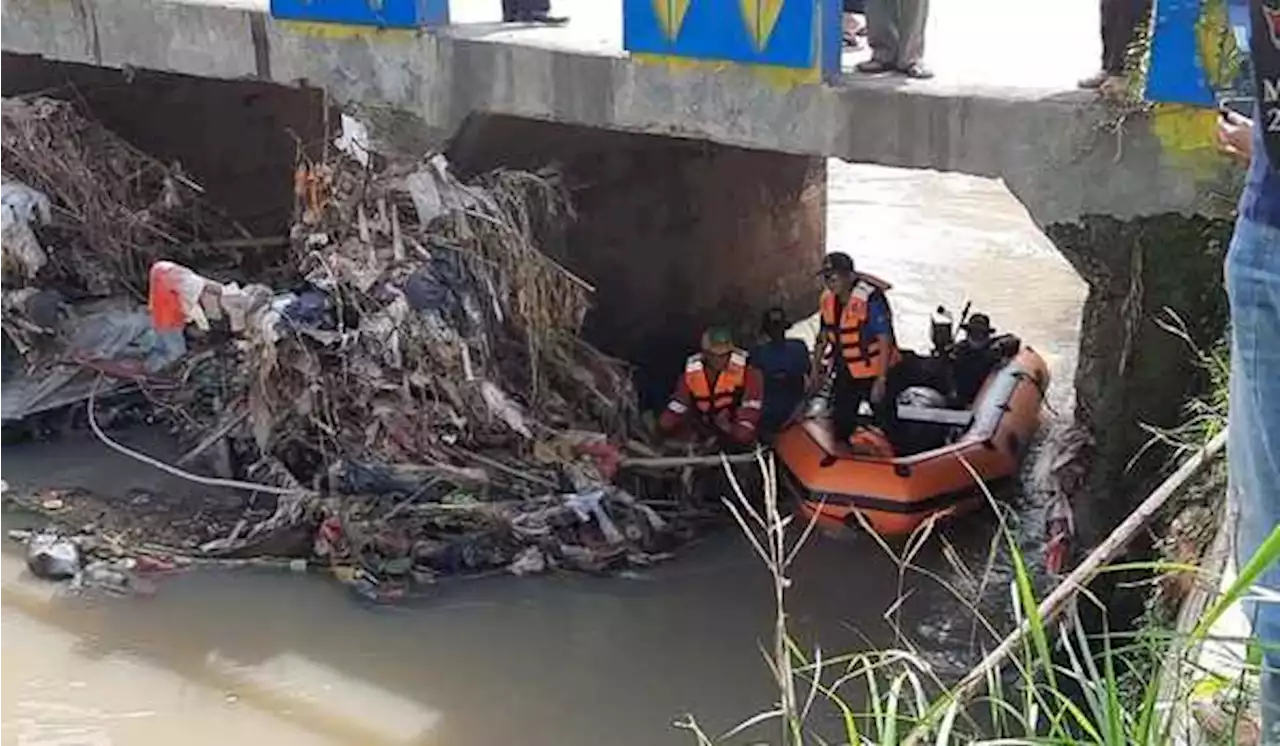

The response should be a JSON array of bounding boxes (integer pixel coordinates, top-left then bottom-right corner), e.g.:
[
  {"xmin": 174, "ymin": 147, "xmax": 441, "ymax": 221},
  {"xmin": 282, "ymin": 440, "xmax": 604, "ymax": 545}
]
[
  {"xmin": 2, "ymin": 53, "xmax": 329, "ymax": 237},
  {"xmin": 449, "ymin": 115, "xmax": 825, "ymax": 406}
]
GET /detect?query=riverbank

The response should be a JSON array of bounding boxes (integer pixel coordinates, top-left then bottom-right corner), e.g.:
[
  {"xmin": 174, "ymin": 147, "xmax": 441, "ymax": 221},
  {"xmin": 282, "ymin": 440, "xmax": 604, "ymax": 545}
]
[{"xmin": 1, "ymin": 82, "xmax": 1099, "ymax": 743}]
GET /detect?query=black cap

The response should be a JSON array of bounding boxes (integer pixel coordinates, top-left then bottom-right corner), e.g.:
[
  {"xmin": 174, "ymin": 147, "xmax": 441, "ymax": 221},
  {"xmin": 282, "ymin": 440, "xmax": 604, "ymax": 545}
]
[
  {"xmin": 962, "ymin": 313, "xmax": 994, "ymax": 332},
  {"xmin": 820, "ymin": 252, "xmax": 855, "ymax": 275}
]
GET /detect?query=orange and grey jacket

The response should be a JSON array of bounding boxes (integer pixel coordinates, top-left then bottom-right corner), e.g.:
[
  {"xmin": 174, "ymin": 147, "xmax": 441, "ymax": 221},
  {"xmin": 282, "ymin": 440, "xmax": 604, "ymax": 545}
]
[{"xmin": 659, "ymin": 348, "xmax": 764, "ymax": 445}]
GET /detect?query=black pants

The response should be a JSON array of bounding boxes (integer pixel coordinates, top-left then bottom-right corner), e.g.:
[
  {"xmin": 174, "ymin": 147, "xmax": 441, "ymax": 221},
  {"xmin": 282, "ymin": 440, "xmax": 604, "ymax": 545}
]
[
  {"xmin": 843, "ymin": 0, "xmax": 866, "ymax": 12},
  {"xmin": 831, "ymin": 366, "xmax": 901, "ymax": 442},
  {"xmin": 1100, "ymin": 0, "xmax": 1151, "ymax": 74},
  {"xmin": 502, "ymin": 0, "xmax": 549, "ymax": 21}
]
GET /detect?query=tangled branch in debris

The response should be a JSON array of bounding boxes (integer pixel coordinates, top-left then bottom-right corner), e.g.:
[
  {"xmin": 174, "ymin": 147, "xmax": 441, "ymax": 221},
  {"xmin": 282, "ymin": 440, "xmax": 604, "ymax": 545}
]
[
  {"xmin": 235, "ymin": 151, "xmax": 638, "ymax": 485},
  {"xmin": 1, "ymin": 96, "xmax": 246, "ymax": 300}
]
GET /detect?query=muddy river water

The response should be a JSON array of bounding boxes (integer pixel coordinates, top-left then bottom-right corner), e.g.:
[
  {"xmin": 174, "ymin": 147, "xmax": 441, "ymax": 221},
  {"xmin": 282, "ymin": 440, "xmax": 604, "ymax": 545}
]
[{"xmin": 1, "ymin": 161, "xmax": 1087, "ymax": 746}]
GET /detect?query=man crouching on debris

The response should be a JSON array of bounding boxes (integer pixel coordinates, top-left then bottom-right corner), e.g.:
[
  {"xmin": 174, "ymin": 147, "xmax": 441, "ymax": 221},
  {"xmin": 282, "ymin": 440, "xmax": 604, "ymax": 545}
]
[{"xmin": 658, "ymin": 326, "xmax": 765, "ymax": 449}]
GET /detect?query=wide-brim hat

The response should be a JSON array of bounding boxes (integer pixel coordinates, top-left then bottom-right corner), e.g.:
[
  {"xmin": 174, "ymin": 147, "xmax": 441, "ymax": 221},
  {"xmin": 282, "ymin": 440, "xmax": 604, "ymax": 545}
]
[{"xmin": 961, "ymin": 313, "xmax": 994, "ymax": 333}]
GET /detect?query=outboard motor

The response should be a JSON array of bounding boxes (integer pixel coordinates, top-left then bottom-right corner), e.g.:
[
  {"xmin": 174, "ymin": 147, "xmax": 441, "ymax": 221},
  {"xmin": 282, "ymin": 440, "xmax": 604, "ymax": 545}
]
[
  {"xmin": 930, "ymin": 306, "xmax": 954, "ymax": 356},
  {"xmin": 894, "ymin": 385, "xmax": 951, "ymax": 455}
]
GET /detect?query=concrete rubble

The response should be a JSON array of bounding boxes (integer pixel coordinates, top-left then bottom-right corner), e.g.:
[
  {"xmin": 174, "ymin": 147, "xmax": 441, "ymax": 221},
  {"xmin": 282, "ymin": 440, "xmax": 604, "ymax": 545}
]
[{"xmin": 1, "ymin": 96, "xmax": 694, "ymax": 603}]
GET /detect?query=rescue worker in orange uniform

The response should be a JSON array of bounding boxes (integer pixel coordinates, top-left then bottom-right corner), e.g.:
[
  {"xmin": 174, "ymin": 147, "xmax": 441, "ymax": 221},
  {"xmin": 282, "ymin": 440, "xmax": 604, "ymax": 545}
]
[
  {"xmin": 659, "ymin": 326, "xmax": 766, "ymax": 448},
  {"xmin": 810, "ymin": 252, "xmax": 902, "ymax": 443}
]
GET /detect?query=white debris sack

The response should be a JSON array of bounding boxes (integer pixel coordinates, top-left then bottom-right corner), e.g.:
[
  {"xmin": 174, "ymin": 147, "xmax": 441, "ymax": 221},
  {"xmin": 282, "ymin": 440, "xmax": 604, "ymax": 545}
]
[
  {"xmin": 403, "ymin": 154, "xmax": 481, "ymax": 226},
  {"xmin": 479, "ymin": 380, "xmax": 533, "ymax": 438},
  {"xmin": 0, "ymin": 180, "xmax": 52, "ymax": 280},
  {"xmin": 25, "ymin": 530, "xmax": 81, "ymax": 581},
  {"xmin": 333, "ymin": 113, "xmax": 371, "ymax": 167}
]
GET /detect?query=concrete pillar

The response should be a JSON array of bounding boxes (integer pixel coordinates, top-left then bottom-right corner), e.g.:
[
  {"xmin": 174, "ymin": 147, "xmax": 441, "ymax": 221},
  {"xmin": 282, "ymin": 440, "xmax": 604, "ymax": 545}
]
[
  {"xmin": 1046, "ymin": 214, "xmax": 1232, "ymax": 544},
  {"xmin": 449, "ymin": 115, "xmax": 825, "ymax": 407}
]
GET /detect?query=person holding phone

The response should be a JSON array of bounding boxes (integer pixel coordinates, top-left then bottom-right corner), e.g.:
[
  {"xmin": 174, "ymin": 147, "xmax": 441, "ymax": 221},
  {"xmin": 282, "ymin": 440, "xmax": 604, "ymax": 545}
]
[{"xmin": 1215, "ymin": 2, "xmax": 1280, "ymax": 739}]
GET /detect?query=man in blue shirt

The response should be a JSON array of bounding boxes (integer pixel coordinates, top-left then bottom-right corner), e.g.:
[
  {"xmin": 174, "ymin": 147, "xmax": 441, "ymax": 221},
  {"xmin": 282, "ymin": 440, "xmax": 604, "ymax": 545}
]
[
  {"xmin": 750, "ymin": 307, "xmax": 811, "ymax": 439},
  {"xmin": 1217, "ymin": 4, "xmax": 1280, "ymax": 735}
]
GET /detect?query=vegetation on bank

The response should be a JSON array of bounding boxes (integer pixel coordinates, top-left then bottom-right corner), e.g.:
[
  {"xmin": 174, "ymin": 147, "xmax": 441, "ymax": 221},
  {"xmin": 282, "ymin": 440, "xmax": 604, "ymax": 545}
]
[{"xmin": 681, "ymin": 325, "xmax": 1280, "ymax": 745}]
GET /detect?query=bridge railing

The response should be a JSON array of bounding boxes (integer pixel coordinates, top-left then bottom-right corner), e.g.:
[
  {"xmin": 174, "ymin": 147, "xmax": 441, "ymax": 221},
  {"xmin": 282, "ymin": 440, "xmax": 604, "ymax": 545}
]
[{"xmin": 1145, "ymin": 0, "xmax": 1252, "ymax": 106}]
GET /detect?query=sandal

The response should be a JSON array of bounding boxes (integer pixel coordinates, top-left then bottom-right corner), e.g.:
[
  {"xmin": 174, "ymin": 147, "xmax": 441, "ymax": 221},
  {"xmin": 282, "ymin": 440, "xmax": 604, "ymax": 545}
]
[
  {"xmin": 855, "ymin": 59, "xmax": 894, "ymax": 74},
  {"xmin": 900, "ymin": 63, "xmax": 934, "ymax": 79}
]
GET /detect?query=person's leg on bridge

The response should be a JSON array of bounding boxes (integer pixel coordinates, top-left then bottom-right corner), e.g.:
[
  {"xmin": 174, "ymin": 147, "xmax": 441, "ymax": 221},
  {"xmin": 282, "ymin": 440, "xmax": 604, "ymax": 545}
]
[
  {"xmin": 501, "ymin": 0, "xmax": 564, "ymax": 24},
  {"xmin": 858, "ymin": 0, "xmax": 900, "ymax": 72},
  {"xmin": 894, "ymin": 0, "xmax": 931, "ymax": 78},
  {"xmin": 1082, "ymin": 0, "xmax": 1151, "ymax": 89},
  {"xmin": 1225, "ymin": 215, "xmax": 1280, "ymax": 744}
]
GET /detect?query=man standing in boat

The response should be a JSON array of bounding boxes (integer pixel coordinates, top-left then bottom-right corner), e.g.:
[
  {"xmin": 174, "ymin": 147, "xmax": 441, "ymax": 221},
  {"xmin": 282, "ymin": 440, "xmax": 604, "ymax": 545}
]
[
  {"xmin": 659, "ymin": 326, "xmax": 766, "ymax": 449},
  {"xmin": 810, "ymin": 252, "xmax": 902, "ymax": 443}
]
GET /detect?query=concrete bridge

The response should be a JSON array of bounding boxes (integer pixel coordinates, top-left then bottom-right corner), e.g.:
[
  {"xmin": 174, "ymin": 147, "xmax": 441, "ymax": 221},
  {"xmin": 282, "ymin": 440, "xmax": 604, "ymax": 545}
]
[
  {"xmin": 0, "ymin": 0, "xmax": 1238, "ymax": 536},
  {"xmin": 0, "ymin": 0, "xmax": 1219, "ymax": 227}
]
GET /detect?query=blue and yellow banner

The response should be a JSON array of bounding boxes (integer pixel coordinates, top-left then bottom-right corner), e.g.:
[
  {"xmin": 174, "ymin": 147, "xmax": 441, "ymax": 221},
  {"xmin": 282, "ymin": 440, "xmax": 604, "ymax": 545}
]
[
  {"xmin": 625, "ymin": 0, "xmax": 841, "ymax": 84},
  {"xmin": 1146, "ymin": 0, "xmax": 1251, "ymax": 105},
  {"xmin": 270, "ymin": 0, "xmax": 449, "ymax": 28}
]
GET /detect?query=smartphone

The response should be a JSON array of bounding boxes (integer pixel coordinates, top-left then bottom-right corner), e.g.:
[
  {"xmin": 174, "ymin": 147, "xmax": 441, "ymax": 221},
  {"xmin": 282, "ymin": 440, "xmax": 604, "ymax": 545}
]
[{"xmin": 1219, "ymin": 96, "xmax": 1254, "ymax": 120}]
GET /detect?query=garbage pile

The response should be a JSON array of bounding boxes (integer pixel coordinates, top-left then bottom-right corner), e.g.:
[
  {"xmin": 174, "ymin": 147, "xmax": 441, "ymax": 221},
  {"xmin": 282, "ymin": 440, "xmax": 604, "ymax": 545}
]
[
  {"xmin": 237, "ymin": 151, "xmax": 639, "ymax": 481},
  {"xmin": 2, "ymin": 98, "xmax": 693, "ymax": 600}
]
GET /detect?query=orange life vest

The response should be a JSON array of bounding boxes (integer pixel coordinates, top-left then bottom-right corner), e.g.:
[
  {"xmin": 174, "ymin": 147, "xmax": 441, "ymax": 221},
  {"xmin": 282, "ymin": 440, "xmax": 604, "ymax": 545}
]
[
  {"xmin": 684, "ymin": 349, "xmax": 749, "ymax": 415},
  {"xmin": 820, "ymin": 273, "xmax": 901, "ymax": 379}
]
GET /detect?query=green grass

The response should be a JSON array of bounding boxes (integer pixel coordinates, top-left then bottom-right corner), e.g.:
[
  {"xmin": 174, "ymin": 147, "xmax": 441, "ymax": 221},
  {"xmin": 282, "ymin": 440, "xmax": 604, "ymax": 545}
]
[
  {"xmin": 679, "ymin": 437, "xmax": 1276, "ymax": 745},
  {"xmin": 1127, "ymin": 309, "xmax": 1229, "ymax": 473},
  {"xmin": 677, "ymin": 320, "xmax": 1272, "ymax": 745}
]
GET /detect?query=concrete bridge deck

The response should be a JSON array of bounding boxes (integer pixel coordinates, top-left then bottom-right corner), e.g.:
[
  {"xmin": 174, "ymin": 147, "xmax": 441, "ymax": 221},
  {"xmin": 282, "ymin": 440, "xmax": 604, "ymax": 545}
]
[{"xmin": 2, "ymin": 0, "xmax": 1218, "ymax": 227}]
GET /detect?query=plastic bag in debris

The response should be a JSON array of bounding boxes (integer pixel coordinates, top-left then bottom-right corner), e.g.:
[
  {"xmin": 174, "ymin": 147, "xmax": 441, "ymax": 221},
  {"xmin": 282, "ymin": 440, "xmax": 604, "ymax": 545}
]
[
  {"xmin": 65, "ymin": 309, "xmax": 186, "ymax": 373},
  {"xmin": 1, "ymin": 180, "xmax": 52, "ymax": 281},
  {"xmin": 220, "ymin": 282, "xmax": 274, "ymax": 334},
  {"xmin": 333, "ymin": 460, "xmax": 435, "ymax": 495},
  {"xmin": 25, "ymin": 530, "xmax": 81, "ymax": 580},
  {"xmin": 402, "ymin": 252, "xmax": 479, "ymax": 334},
  {"xmin": 509, "ymin": 546, "xmax": 547, "ymax": 576},
  {"xmin": 281, "ymin": 289, "xmax": 333, "ymax": 329},
  {"xmin": 479, "ymin": 380, "xmax": 532, "ymax": 438},
  {"xmin": 403, "ymin": 155, "xmax": 480, "ymax": 226},
  {"xmin": 75, "ymin": 558, "xmax": 158, "ymax": 596},
  {"xmin": 148, "ymin": 260, "xmax": 225, "ymax": 333},
  {"xmin": 333, "ymin": 113, "xmax": 371, "ymax": 168},
  {"xmin": 564, "ymin": 489, "xmax": 625, "ymax": 544}
]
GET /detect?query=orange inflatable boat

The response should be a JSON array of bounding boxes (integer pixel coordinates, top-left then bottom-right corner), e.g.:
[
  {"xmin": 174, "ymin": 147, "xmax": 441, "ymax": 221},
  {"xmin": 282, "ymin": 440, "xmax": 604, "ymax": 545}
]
[{"xmin": 773, "ymin": 347, "xmax": 1050, "ymax": 539}]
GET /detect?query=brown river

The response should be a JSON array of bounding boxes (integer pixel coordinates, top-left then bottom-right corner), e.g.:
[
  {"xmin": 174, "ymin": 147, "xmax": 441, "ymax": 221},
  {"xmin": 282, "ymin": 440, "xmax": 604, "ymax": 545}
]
[{"xmin": 1, "ymin": 161, "xmax": 1086, "ymax": 746}]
